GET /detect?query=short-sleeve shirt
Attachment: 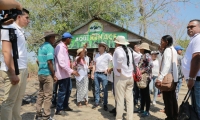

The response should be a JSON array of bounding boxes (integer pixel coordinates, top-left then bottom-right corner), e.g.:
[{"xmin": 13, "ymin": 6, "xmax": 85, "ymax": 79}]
[
  {"xmin": 0, "ymin": 22, "xmax": 28, "ymax": 71},
  {"xmin": 94, "ymin": 52, "xmax": 112, "ymax": 72},
  {"xmin": 38, "ymin": 42, "xmax": 54, "ymax": 75},
  {"xmin": 182, "ymin": 34, "xmax": 200, "ymax": 79}
]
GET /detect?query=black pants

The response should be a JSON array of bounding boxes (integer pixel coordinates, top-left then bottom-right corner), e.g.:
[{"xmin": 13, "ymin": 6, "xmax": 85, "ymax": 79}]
[
  {"xmin": 133, "ymin": 81, "xmax": 140, "ymax": 106},
  {"xmin": 163, "ymin": 88, "xmax": 178, "ymax": 120},
  {"xmin": 140, "ymin": 83, "xmax": 150, "ymax": 112}
]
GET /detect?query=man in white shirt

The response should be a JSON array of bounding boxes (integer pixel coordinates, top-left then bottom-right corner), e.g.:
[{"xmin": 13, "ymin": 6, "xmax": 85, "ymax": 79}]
[
  {"xmin": 182, "ymin": 19, "xmax": 200, "ymax": 118},
  {"xmin": 0, "ymin": 8, "xmax": 30, "ymax": 120},
  {"xmin": 91, "ymin": 42, "xmax": 112, "ymax": 111},
  {"xmin": 113, "ymin": 36, "xmax": 134, "ymax": 120}
]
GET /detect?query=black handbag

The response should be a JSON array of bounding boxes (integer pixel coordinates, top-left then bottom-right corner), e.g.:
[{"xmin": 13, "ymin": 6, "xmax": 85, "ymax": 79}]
[{"xmin": 178, "ymin": 88, "xmax": 199, "ymax": 120}]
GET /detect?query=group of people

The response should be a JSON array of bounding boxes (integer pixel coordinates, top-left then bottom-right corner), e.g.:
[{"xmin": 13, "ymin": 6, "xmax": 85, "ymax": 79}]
[{"xmin": 0, "ymin": 4, "xmax": 200, "ymax": 120}]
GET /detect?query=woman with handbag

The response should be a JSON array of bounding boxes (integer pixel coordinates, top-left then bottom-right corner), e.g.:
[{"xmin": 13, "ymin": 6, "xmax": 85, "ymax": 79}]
[
  {"xmin": 136, "ymin": 43, "xmax": 153, "ymax": 117},
  {"xmin": 155, "ymin": 35, "xmax": 178, "ymax": 120}
]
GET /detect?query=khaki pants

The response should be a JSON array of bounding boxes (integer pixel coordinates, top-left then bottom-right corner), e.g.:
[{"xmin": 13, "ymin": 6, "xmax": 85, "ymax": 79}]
[
  {"xmin": 114, "ymin": 74, "xmax": 134, "ymax": 120},
  {"xmin": 0, "ymin": 69, "xmax": 28, "ymax": 120},
  {"xmin": 36, "ymin": 75, "xmax": 53, "ymax": 119}
]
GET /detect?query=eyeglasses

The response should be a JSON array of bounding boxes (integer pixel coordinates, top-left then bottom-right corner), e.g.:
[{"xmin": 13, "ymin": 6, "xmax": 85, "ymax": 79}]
[{"xmin": 187, "ymin": 25, "xmax": 196, "ymax": 29}]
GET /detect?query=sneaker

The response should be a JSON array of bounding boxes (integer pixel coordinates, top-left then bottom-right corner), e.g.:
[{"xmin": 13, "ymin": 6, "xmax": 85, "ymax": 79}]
[
  {"xmin": 141, "ymin": 111, "xmax": 150, "ymax": 117},
  {"xmin": 47, "ymin": 117, "xmax": 55, "ymax": 120},
  {"xmin": 153, "ymin": 101, "xmax": 156, "ymax": 105},
  {"xmin": 104, "ymin": 105, "xmax": 108, "ymax": 111},
  {"xmin": 92, "ymin": 104, "xmax": 99, "ymax": 109}
]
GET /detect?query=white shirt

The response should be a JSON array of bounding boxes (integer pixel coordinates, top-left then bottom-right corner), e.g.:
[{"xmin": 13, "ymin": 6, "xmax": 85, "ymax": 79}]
[
  {"xmin": 0, "ymin": 22, "xmax": 28, "ymax": 71},
  {"xmin": 133, "ymin": 52, "xmax": 142, "ymax": 66},
  {"xmin": 113, "ymin": 46, "xmax": 133, "ymax": 77},
  {"xmin": 157, "ymin": 46, "xmax": 178, "ymax": 82},
  {"xmin": 182, "ymin": 34, "xmax": 200, "ymax": 79},
  {"xmin": 152, "ymin": 59, "xmax": 159, "ymax": 76},
  {"xmin": 94, "ymin": 52, "xmax": 112, "ymax": 72},
  {"xmin": 85, "ymin": 56, "xmax": 90, "ymax": 72}
]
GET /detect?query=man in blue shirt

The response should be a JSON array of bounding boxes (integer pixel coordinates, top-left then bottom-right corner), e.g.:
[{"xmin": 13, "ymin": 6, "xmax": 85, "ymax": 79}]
[{"xmin": 35, "ymin": 31, "xmax": 58, "ymax": 120}]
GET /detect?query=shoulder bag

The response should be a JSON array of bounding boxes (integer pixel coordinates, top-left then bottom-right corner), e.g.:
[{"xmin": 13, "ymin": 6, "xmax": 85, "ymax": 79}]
[
  {"xmin": 129, "ymin": 47, "xmax": 142, "ymax": 82},
  {"xmin": 155, "ymin": 48, "xmax": 175, "ymax": 91}
]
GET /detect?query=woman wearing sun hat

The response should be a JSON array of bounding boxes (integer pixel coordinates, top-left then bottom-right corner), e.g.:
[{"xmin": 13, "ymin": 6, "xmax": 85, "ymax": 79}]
[
  {"xmin": 74, "ymin": 44, "xmax": 89, "ymax": 107},
  {"xmin": 136, "ymin": 42, "xmax": 153, "ymax": 117},
  {"xmin": 113, "ymin": 36, "xmax": 136, "ymax": 120}
]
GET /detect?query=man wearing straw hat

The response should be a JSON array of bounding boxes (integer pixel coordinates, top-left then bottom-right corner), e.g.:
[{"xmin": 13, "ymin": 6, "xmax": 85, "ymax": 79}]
[
  {"xmin": 91, "ymin": 42, "xmax": 112, "ymax": 111},
  {"xmin": 35, "ymin": 31, "xmax": 59, "ymax": 120}
]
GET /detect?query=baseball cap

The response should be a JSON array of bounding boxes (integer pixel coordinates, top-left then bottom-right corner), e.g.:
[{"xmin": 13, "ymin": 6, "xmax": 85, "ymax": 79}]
[
  {"xmin": 62, "ymin": 32, "xmax": 73, "ymax": 39},
  {"xmin": 174, "ymin": 45, "xmax": 184, "ymax": 51}
]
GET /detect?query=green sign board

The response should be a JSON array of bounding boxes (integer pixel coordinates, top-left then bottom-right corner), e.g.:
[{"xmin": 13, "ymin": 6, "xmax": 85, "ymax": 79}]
[{"xmin": 68, "ymin": 32, "xmax": 127, "ymax": 49}]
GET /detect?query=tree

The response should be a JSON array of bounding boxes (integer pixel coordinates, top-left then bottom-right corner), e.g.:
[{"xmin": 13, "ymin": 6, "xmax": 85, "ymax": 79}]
[
  {"xmin": 132, "ymin": 0, "xmax": 190, "ymax": 37},
  {"xmin": 18, "ymin": 0, "xmax": 136, "ymax": 53}
]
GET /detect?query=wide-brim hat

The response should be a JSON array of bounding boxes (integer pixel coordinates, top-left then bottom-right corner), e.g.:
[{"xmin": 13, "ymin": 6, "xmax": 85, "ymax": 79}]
[
  {"xmin": 114, "ymin": 36, "xmax": 129, "ymax": 45},
  {"xmin": 77, "ymin": 48, "xmax": 87, "ymax": 55},
  {"xmin": 40, "ymin": 31, "xmax": 59, "ymax": 40},
  {"xmin": 140, "ymin": 43, "xmax": 150, "ymax": 51},
  {"xmin": 77, "ymin": 48, "xmax": 83, "ymax": 55},
  {"xmin": 98, "ymin": 42, "xmax": 109, "ymax": 52}
]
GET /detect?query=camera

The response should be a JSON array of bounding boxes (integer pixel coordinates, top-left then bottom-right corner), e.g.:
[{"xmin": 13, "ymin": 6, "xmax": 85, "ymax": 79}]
[{"xmin": 1, "ymin": 9, "xmax": 22, "ymax": 20}]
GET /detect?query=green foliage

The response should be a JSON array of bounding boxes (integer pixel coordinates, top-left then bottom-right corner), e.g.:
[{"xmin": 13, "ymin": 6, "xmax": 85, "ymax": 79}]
[
  {"xmin": 18, "ymin": 0, "xmax": 136, "ymax": 53},
  {"xmin": 176, "ymin": 39, "xmax": 190, "ymax": 54}
]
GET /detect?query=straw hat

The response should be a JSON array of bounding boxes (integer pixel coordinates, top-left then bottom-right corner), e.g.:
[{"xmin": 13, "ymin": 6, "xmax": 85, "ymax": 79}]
[
  {"xmin": 77, "ymin": 48, "xmax": 87, "ymax": 55},
  {"xmin": 114, "ymin": 36, "xmax": 129, "ymax": 45},
  {"xmin": 40, "ymin": 31, "xmax": 59, "ymax": 40},
  {"xmin": 140, "ymin": 43, "xmax": 150, "ymax": 51},
  {"xmin": 98, "ymin": 42, "xmax": 109, "ymax": 52}
]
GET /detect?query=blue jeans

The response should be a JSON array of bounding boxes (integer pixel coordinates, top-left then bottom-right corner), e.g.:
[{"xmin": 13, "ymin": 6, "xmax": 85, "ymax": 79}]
[
  {"xmin": 176, "ymin": 78, "xmax": 182, "ymax": 99},
  {"xmin": 152, "ymin": 76, "xmax": 158, "ymax": 102},
  {"xmin": 94, "ymin": 73, "xmax": 108, "ymax": 105},
  {"xmin": 56, "ymin": 78, "xmax": 71, "ymax": 111},
  {"xmin": 52, "ymin": 78, "xmax": 72, "ymax": 105},
  {"xmin": 149, "ymin": 76, "xmax": 158, "ymax": 100},
  {"xmin": 193, "ymin": 81, "xmax": 200, "ymax": 118}
]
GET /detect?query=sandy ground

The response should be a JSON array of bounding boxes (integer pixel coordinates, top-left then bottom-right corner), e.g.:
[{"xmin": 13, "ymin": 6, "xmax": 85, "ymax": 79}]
[{"xmin": 0, "ymin": 77, "xmax": 188, "ymax": 120}]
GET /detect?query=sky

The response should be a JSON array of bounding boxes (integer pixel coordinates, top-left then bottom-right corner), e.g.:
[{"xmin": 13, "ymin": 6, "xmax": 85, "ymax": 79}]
[{"xmin": 177, "ymin": 0, "xmax": 200, "ymax": 22}]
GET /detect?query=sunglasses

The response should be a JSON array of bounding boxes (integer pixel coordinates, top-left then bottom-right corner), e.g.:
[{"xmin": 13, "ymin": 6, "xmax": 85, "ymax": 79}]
[{"xmin": 187, "ymin": 25, "xmax": 196, "ymax": 29}]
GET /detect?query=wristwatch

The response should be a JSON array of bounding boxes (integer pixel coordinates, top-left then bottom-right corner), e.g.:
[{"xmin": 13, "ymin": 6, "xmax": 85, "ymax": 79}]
[{"xmin": 189, "ymin": 77, "xmax": 196, "ymax": 80}]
